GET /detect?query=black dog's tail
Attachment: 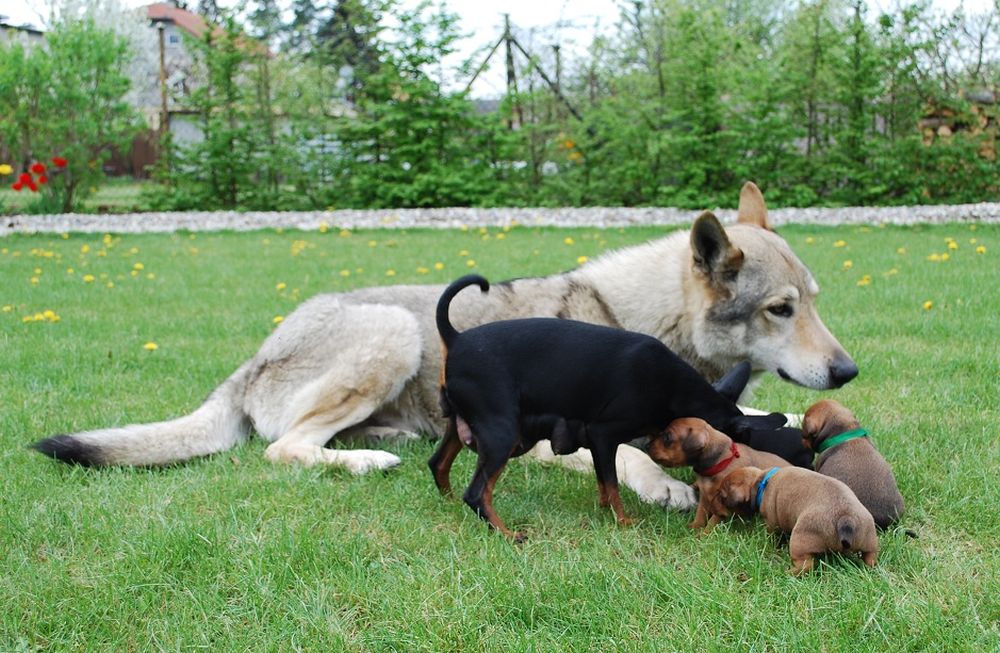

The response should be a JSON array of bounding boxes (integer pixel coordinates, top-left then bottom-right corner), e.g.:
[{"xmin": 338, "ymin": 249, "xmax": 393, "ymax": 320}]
[{"xmin": 436, "ymin": 274, "xmax": 490, "ymax": 348}]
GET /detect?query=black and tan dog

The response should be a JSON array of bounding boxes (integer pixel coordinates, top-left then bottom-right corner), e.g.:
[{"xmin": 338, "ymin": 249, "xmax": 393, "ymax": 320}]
[
  {"xmin": 706, "ymin": 465, "xmax": 879, "ymax": 575},
  {"xmin": 429, "ymin": 275, "xmax": 787, "ymax": 541},
  {"xmin": 648, "ymin": 417, "xmax": 794, "ymax": 531},
  {"xmin": 802, "ymin": 400, "xmax": 904, "ymax": 528}
]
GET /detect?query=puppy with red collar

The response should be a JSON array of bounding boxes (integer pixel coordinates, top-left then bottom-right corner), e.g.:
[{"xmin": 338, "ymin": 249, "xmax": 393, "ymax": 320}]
[
  {"xmin": 706, "ymin": 465, "xmax": 879, "ymax": 575},
  {"xmin": 648, "ymin": 417, "xmax": 793, "ymax": 531}
]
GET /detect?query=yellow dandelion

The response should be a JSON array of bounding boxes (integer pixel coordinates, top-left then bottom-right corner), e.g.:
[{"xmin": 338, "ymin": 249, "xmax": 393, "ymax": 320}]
[
  {"xmin": 272, "ymin": 316, "xmax": 284, "ymax": 324},
  {"xmin": 833, "ymin": 240, "xmax": 846, "ymax": 247},
  {"xmin": 927, "ymin": 253, "xmax": 942, "ymax": 262},
  {"xmin": 2, "ymin": 305, "xmax": 11, "ymax": 312},
  {"xmin": 460, "ymin": 225, "xmax": 469, "ymax": 232},
  {"xmin": 564, "ymin": 237, "xmax": 575, "ymax": 246},
  {"xmin": 319, "ymin": 221, "xmax": 329, "ymax": 233},
  {"xmin": 97, "ymin": 250, "xmax": 107, "ymax": 258},
  {"xmin": 34, "ymin": 267, "xmax": 42, "ymax": 275},
  {"xmin": 884, "ymin": 268, "xmax": 898, "ymax": 276},
  {"xmin": 947, "ymin": 241, "xmax": 958, "ymax": 251},
  {"xmin": 970, "ymin": 224, "xmax": 977, "ymax": 231},
  {"xmin": 976, "ymin": 245, "xmax": 986, "ymax": 254},
  {"xmin": 434, "ymin": 262, "xmax": 444, "ymax": 270},
  {"xmin": 143, "ymin": 342, "xmax": 159, "ymax": 350},
  {"xmin": 805, "ymin": 237, "xmax": 815, "ymax": 244},
  {"xmin": 339, "ymin": 228, "xmax": 351, "ymax": 237},
  {"xmin": 340, "ymin": 269, "xmax": 351, "ymax": 277},
  {"xmin": 67, "ymin": 267, "xmax": 74, "ymax": 274},
  {"xmin": 922, "ymin": 300, "xmax": 933, "ymax": 311},
  {"xmin": 42, "ymin": 310, "xmax": 57, "ymax": 321},
  {"xmin": 416, "ymin": 266, "xmax": 429, "ymax": 274},
  {"xmin": 146, "ymin": 273, "xmax": 156, "ymax": 280},
  {"xmin": 496, "ymin": 233, "xmax": 506, "ymax": 240},
  {"xmin": 386, "ymin": 269, "xmax": 397, "ymax": 277},
  {"xmin": 80, "ymin": 244, "xmax": 90, "ymax": 254},
  {"xmin": 481, "ymin": 234, "xmax": 491, "ymax": 241},
  {"xmin": 130, "ymin": 270, "xmax": 139, "ymax": 277},
  {"xmin": 842, "ymin": 260, "xmax": 853, "ymax": 270},
  {"xmin": 106, "ymin": 282, "xmax": 114, "ymax": 288},
  {"xmin": 22, "ymin": 316, "xmax": 34, "ymax": 323},
  {"xmin": 969, "ymin": 238, "xmax": 977, "ymax": 244},
  {"xmin": 30, "ymin": 277, "xmax": 39, "ymax": 284},
  {"xmin": 368, "ymin": 240, "xmax": 378, "ymax": 248},
  {"xmin": 941, "ymin": 253, "xmax": 950, "ymax": 261},
  {"xmin": 459, "ymin": 249, "xmax": 469, "ymax": 257},
  {"xmin": 133, "ymin": 262, "xmax": 145, "ymax": 270},
  {"xmin": 577, "ymin": 255, "xmax": 589, "ymax": 264},
  {"xmin": 856, "ymin": 275, "xmax": 871, "ymax": 287},
  {"xmin": 479, "ymin": 227, "xmax": 488, "ymax": 235},
  {"xmin": 83, "ymin": 274, "xmax": 95, "ymax": 283},
  {"xmin": 0, "ymin": 163, "xmax": 12, "ymax": 175},
  {"xmin": 466, "ymin": 259, "xmax": 476, "ymax": 268},
  {"xmin": 276, "ymin": 282, "xmax": 287, "ymax": 291},
  {"xmin": 61, "ymin": 233, "xmax": 68, "ymax": 239},
  {"xmin": 129, "ymin": 247, "xmax": 139, "ymax": 254}
]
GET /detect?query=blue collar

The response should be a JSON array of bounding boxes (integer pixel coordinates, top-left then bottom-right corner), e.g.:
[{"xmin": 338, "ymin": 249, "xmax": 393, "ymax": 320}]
[{"xmin": 753, "ymin": 467, "xmax": 780, "ymax": 512}]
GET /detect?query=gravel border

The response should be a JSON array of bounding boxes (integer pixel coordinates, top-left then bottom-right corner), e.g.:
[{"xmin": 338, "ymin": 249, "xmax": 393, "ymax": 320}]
[{"xmin": 3, "ymin": 203, "xmax": 1000, "ymax": 236}]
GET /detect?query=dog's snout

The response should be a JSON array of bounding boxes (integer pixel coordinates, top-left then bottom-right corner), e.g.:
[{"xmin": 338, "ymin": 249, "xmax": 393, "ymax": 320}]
[{"xmin": 828, "ymin": 356, "xmax": 859, "ymax": 388}]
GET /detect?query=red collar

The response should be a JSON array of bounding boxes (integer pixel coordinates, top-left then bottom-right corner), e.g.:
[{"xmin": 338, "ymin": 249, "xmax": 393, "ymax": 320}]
[{"xmin": 698, "ymin": 442, "xmax": 740, "ymax": 476}]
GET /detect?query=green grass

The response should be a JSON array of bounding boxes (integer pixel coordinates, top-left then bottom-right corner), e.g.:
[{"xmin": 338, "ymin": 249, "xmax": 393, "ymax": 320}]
[
  {"xmin": 1, "ymin": 223, "xmax": 998, "ymax": 652},
  {"xmin": 0, "ymin": 178, "xmax": 152, "ymax": 214}
]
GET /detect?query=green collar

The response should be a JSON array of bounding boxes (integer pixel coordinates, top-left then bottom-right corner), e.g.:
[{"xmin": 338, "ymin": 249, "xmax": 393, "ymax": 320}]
[{"xmin": 815, "ymin": 428, "xmax": 868, "ymax": 454}]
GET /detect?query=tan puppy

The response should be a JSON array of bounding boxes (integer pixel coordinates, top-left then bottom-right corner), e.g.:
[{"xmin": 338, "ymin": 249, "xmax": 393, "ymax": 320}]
[
  {"xmin": 648, "ymin": 417, "xmax": 792, "ymax": 531},
  {"xmin": 707, "ymin": 466, "xmax": 878, "ymax": 575},
  {"xmin": 802, "ymin": 400, "xmax": 904, "ymax": 528}
]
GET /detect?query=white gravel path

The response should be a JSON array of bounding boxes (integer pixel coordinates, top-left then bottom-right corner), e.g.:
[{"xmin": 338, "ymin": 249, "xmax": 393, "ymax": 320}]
[{"xmin": 3, "ymin": 203, "xmax": 999, "ymax": 236}]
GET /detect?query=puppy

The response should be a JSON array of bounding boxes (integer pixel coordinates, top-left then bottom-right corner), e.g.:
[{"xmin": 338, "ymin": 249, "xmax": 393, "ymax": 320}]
[
  {"xmin": 430, "ymin": 275, "xmax": 787, "ymax": 541},
  {"xmin": 802, "ymin": 400, "xmax": 904, "ymax": 528},
  {"xmin": 648, "ymin": 417, "xmax": 793, "ymax": 531},
  {"xmin": 707, "ymin": 466, "xmax": 879, "ymax": 575}
]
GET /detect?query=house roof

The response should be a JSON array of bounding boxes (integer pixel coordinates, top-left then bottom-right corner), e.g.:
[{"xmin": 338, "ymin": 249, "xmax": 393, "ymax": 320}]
[{"xmin": 146, "ymin": 2, "xmax": 209, "ymax": 39}]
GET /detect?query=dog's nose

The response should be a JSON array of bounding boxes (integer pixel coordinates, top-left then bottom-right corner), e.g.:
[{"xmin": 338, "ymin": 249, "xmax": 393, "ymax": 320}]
[{"xmin": 828, "ymin": 356, "xmax": 859, "ymax": 388}]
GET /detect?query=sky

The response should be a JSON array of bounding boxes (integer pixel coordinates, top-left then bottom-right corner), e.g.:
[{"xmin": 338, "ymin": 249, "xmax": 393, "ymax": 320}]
[{"xmin": 3, "ymin": 0, "xmax": 995, "ymax": 97}]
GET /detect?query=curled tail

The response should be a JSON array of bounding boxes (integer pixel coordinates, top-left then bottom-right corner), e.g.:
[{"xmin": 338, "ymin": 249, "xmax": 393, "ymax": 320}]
[
  {"xmin": 31, "ymin": 363, "xmax": 253, "ymax": 467},
  {"xmin": 435, "ymin": 274, "xmax": 489, "ymax": 349}
]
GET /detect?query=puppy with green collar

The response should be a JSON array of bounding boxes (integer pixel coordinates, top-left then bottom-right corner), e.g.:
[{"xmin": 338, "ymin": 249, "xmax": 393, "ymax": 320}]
[{"xmin": 802, "ymin": 400, "xmax": 904, "ymax": 528}]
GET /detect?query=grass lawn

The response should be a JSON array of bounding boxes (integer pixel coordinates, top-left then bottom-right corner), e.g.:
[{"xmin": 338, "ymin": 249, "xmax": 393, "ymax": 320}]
[
  {"xmin": 1, "ymin": 222, "xmax": 997, "ymax": 651},
  {"xmin": 0, "ymin": 178, "xmax": 152, "ymax": 215}
]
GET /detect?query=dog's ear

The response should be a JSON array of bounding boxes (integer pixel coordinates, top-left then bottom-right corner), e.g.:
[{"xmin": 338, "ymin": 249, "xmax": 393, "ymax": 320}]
[
  {"xmin": 737, "ymin": 181, "xmax": 773, "ymax": 231},
  {"xmin": 729, "ymin": 412, "xmax": 788, "ymax": 441},
  {"xmin": 691, "ymin": 212, "xmax": 745, "ymax": 286},
  {"xmin": 681, "ymin": 426, "xmax": 707, "ymax": 460},
  {"xmin": 713, "ymin": 361, "xmax": 752, "ymax": 403}
]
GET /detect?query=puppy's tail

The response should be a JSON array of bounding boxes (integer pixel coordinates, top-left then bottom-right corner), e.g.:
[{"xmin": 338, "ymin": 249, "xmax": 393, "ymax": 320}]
[
  {"xmin": 436, "ymin": 274, "xmax": 489, "ymax": 348},
  {"xmin": 31, "ymin": 362, "xmax": 253, "ymax": 467},
  {"xmin": 836, "ymin": 514, "xmax": 859, "ymax": 551}
]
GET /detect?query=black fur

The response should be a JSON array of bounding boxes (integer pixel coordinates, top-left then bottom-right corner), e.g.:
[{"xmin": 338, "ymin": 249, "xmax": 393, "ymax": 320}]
[
  {"xmin": 430, "ymin": 275, "xmax": 790, "ymax": 534},
  {"xmin": 31, "ymin": 435, "xmax": 104, "ymax": 466}
]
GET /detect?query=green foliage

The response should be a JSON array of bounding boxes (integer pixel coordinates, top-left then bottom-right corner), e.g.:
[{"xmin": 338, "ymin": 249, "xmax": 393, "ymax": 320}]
[{"xmin": 0, "ymin": 19, "xmax": 139, "ymax": 212}]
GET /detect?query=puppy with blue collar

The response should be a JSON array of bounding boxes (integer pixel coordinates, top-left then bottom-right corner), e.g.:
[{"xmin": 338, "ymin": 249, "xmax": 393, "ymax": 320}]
[{"xmin": 706, "ymin": 465, "xmax": 879, "ymax": 575}]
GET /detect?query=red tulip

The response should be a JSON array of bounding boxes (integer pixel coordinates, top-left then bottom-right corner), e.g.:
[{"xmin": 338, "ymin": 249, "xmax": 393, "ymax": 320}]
[
  {"xmin": 30, "ymin": 162, "xmax": 46, "ymax": 174},
  {"xmin": 38, "ymin": 175, "xmax": 48, "ymax": 184},
  {"xmin": 52, "ymin": 156, "xmax": 68, "ymax": 168},
  {"xmin": 11, "ymin": 182, "xmax": 23, "ymax": 191},
  {"xmin": 26, "ymin": 179, "xmax": 38, "ymax": 192},
  {"xmin": 18, "ymin": 172, "xmax": 32, "ymax": 184}
]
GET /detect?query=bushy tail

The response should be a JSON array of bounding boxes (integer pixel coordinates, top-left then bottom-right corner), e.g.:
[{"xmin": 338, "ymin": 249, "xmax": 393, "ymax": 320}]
[
  {"xmin": 31, "ymin": 363, "xmax": 253, "ymax": 467},
  {"xmin": 435, "ymin": 274, "xmax": 489, "ymax": 349}
]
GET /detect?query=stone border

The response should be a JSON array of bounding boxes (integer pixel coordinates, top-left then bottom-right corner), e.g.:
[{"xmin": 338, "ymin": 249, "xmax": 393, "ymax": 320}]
[{"xmin": 3, "ymin": 203, "xmax": 1000, "ymax": 236}]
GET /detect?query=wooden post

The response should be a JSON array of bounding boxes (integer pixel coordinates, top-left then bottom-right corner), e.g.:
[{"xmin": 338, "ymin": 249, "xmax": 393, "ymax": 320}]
[{"xmin": 157, "ymin": 22, "xmax": 170, "ymax": 173}]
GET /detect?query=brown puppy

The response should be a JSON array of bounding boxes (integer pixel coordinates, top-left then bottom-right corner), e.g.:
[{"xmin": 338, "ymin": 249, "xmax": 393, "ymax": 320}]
[
  {"xmin": 648, "ymin": 417, "xmax": 792, "ymax": 531},
  {"xmin": 707, "ymin": 466, "xmax": 878, "ymax": 575},
  {"xmin": 802, "ymin": 400, "xmax": 904, "ymax": 528}
]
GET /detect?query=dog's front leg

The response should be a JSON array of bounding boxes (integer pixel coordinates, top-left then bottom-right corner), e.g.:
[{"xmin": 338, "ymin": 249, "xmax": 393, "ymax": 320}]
[{"xmin": 525, "ymin": 442, "xmax": 697, "ymax": 511}]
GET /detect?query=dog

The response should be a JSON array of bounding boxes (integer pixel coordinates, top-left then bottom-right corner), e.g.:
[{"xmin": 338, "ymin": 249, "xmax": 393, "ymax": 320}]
[
  {"xmin": 647, "ymin": 417, "xmax": 796, "ymax": 530},
  {"xmin": 430, "ymin": 274, "xmax": 789, "ymax": 540},
  {"xmin": 706, "ymin": 466, "xmax": 879, "ymax": 575},
  {"xmin": 802, "ymin": 400, "xmax": 904, "ymax": 528},
  {"xmin": 32, "ymin": 182, "xmax": 856, "ymax": 512}
]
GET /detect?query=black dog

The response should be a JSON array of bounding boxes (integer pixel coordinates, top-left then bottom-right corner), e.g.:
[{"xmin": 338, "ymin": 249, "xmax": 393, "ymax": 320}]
[{"xmin": 428, "ymin": 275, "xmax": 788, "ymax": 541}]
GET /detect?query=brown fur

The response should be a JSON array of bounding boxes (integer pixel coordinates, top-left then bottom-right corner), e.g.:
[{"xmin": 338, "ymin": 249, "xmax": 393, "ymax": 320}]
[
  {"xmin": 707, "ymin": 466, "xmax": 879, "ymax": 575},
  {"xmin": 802, "ymin": 400, "xmax": 904, "ymax": 528},
  {"xmin": 648, "ymin": 417, "xmax": 792, "ymax": 531}
]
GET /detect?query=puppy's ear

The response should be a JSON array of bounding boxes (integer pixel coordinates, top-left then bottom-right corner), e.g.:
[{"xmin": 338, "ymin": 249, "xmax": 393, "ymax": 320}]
[
  {"xmin": 691, "ymin": 212, "xmax": 745, "ymax": 286},
  {"xmin": 721, "ymin": 476, "xmax": 751, "ymax": 509},
  {"xmin": 681, "ymin": 427, "xmax": 707, "ymax": 461},
  {"xmin": 712, "ymin": 361, "xmax": 752, "ymax": 403},
  {"xmin": 729, "ymin": 412, "xmax": 787, "ymax": 441},
  {"xmin": 737, "ymin": 181, "xmax": 773, "ymax": 231}
]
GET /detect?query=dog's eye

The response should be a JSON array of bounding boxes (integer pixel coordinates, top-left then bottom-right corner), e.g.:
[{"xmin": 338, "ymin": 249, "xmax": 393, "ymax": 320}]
[{"xmin": 767, "ymin": 303, "xmax": 794, "ymax": 318}]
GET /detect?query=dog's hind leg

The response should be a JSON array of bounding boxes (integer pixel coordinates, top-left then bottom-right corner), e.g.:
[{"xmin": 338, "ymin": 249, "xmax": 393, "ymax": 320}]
[
  {"xmin": 526, "ymin": 442, "xmax": 697, "ymax": 511},
  {"xmin": 428, "ymin": 419, "xmax": 463, "ymax": 496}
]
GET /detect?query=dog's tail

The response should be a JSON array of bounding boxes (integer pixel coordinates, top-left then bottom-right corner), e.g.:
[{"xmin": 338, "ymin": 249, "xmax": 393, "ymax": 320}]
[
  {"xmin": 31, "ymin": 362, "xmax": 253, "ymax": 467},
  {"xmin": 436, "ymin": 274, "xmax": 489, "ymax": 348},
  {"xmin": 836, "ymin": 513, "xmax": 859, "ymax": 551}
]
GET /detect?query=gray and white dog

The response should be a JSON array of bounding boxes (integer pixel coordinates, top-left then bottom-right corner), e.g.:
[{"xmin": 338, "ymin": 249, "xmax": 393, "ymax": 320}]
[{"xmin": 33, "ymin": 183, "xmax": 856, "ymax": 511}]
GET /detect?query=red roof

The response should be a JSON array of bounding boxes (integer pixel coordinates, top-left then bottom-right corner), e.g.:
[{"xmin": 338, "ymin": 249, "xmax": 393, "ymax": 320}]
[{"xmin": 146, "ymin": 2, "xmax": 209, "ymax": 39}]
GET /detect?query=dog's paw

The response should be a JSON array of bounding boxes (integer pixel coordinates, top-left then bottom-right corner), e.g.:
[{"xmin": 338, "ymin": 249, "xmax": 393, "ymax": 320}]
[
  {"xmin": 344, "ymin": 450, "xmax": 403, "ymax": 474},
  {"xmin": 636, "ymin": 478, "xmax": 698, "ymax": 511}
]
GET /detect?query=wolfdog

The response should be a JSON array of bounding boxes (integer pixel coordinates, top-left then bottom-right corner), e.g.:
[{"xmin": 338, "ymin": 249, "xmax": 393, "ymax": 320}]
[{"xmin": 33, "ymin": 183, "xmax": 856, "ymax": 511}]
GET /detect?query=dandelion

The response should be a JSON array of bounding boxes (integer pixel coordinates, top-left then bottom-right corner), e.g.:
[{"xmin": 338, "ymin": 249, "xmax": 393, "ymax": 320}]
[
  {"xmin": 805, "ymin": 237, "xmax": 815, "ymax": 244},
  {"xmin": 276, "ymin": 282, "xmax": 287, "ymax": 290},
  {"xmin": 434, "ymin": 262, "xmax": 444, "ymax": 270},
  {"xmin": 368, "ymin": 240, "xmax": 378, "ymax": 248},
  {"xmin": 2, "ymin": 305, "xmax": 11, "ymax": 312},
  {"xmin": 922, "ymin": 300, "xmax": 933, "ymax": 311},
  {"xmin": 130, "ymin": 270, "xmax": 139, "ymax": 277},
  {"xmin": 146, "ymin": 273, "xmax": 155, "ymax": 280},
  {"xmin": 386, "ymin": 269, "xmax": 397, "ymax": 277},
  {"xmin": 842, "ymin": 260, "xmax": 853, "ymax": 270},
  {"xmin": 133, "ymin": 262, "xmax": 144, "ymax": 270},
  {"xmin": 927, "ymin": 253, "xmax": 942, "ymax": 262},
  {"xmin": 318, "ymin": 221, "xmax": 329, "ymax": 233},
  {"xmin": 833, "ymin": 240, "xmax": 846, "ymax": 248},
  {"xmin": 340, "ymin": 269, "xmax": 351, "ymax": 277},
  {"xmin": 976, "ymin": 245, "xmax": 986, "ymax": 254},
  {"xmin": 459, "ymin": 249, "xmax": 469, "ymax": 257},
  {"xmin": 884, "ymin": 268, "xmax": 898, "ymax": 276},
  {"xmin": 272, "ymin": 316, "xmax": 284, "ymax": 324},
  {"xmin": 564, "ymin": 237, "xmax": 575, "ymax": 246},
  {"xmin": 0, "ymin": 164, "xmax": 12, "ymax": 175},
  {"xmin": 466, "ymin": 259, "xmax": 476, "ymax": 268},
  {"xmin": 896, "ymin": 247, "xmax": 907, "ymax": 255},
  {"xmin": 496, "ymin": 233, "xmax": 506, "ymax": 240},
  {"xmin": 941, "ymin": 253, "xmax": 950, "ymax": 261},
  {"xmin": 81, "ymin": 244, "xmax": 90, "ymax": 254},
  {"xmin": 577, "ymin": 255, "xmax": 588, "ymax": 264},
  {"xmin": 83, "ymin": 274, "xmax": 95, "ymax": 283},
  {"xmin": 416, "ymin": 266, "xmax": 429, "ymax": 274},
  {"xmin": 339, "ymin": 228, "xmax": 351, "ymax": 238},
  {"xmin": 30, "ymin": 277, "xmax": 39, "ymax": 284},
  {"xmin": 856, "ymin": 275, "xmax": 871, "ymax": 287},
  {"xmin": 947, "ymin": 241, "xmax": 958, "ymax": 251},
  {"xmin": 143, "ymin": 342, "xmax": 159, "ymax": 350},
  {"xmin": 479, "ymin": 227, "xmax": 488, "ymax": 235},
  {"xmin": 106, "ymin": 281, "xmax": 114, "ymax": 288}
]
